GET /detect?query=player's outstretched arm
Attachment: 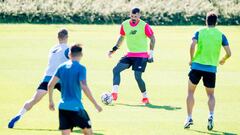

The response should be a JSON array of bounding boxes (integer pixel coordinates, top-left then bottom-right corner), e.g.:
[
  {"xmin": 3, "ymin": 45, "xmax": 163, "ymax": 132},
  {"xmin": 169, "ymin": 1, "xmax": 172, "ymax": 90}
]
[
  {"xmin": 220, "ymin": 46, "xmax": 231, "ymax": 65},
  {"xmin": 47, "ymin": 76, "xmax": 59, "ymax": 111},
  {"xmin": 189, "ymin": 39, "xmax": 197, "ymax": 65},
  {"xmin": 81, "ymin": 80, "xmax": 103, "ymax": 112},
  {"xmin": 108, "ymin": 35, "xmax": 125, "ymax": 58}
]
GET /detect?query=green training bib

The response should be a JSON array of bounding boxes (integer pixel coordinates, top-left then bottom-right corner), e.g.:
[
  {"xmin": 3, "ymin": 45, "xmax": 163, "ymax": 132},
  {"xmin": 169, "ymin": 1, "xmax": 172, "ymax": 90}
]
[
  {"xmin": 193, "ymin": 27, "xmax": 222, "ymax": 66},
  {"xmin": 122, "ymin": 19, "xmax": 148, "ymax": 52}
]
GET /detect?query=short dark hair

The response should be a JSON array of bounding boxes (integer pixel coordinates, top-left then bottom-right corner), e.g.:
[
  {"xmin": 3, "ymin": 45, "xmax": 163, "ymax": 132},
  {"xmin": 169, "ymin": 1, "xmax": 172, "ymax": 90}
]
[
  {"xmin": 131, "ymin": 7, "xmax": 140, "ymax": 14},
  {"xmin": 58, "ymin": 28, "xmax": 68, "ymax": 39},
  {"xmin": 206, "ymin": 12, "xmax": 218, "ymax": 26},
  {"xmin": 70, "ymin": 44, "xmax": 82, "ymax": 57}
]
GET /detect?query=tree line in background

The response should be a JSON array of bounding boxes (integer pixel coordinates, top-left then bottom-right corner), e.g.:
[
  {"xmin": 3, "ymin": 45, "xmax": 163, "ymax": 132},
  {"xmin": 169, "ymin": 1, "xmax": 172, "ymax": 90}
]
[{"xmin": 0, "ymin": 0, "xmax": 239, "ymax": 25}]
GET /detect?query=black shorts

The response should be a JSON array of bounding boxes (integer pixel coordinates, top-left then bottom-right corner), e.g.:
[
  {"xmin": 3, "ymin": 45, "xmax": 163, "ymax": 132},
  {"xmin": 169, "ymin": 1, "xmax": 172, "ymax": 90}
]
[
  {"xmin": 188, "ymin": 69, "xmax": 216, "ymax": 88},
  {"xmin": 119, "ymin": 57, "xmax": 148, "ymax": 72},
  {"xmin": 37, "ymin": 82, "xmax": 61, "ymax": 91},
  {"xmin": 59, "ymin": 109, "xmax": 91, "ymax": 130}
]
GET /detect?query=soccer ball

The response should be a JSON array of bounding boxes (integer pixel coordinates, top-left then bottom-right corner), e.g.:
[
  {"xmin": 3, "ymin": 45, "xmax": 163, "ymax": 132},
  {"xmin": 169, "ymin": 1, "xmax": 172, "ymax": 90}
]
[{"xmin": 101, "ymin": 92, "xmax": 113, "ymax": 105}]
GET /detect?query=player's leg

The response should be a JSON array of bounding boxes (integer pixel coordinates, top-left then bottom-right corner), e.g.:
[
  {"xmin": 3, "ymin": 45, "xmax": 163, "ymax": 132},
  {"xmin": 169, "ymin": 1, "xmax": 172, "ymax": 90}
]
[
  {"xmin": 185, "ymin": 80, "xmax": 197, "ymax": 128},
  {"xmin": 24, "ymin": 82, "xmax": 60, "ymax": 111},
  {"xmin": 8, "ymin": 81, "xmax": 48, "ymax": 128},
  {"xmin": 206, "ymin": 88, "xmax": 215, "ymax": 117},
  {"xmin": 8, "ymin": 82, "xmax": 61, "ymax": 128},
  {"xmin": 24, "ymin": 90, "xmax": 47, "ymax": 111},
  {"xmin": 132, "ymin": 58, "xmax": 148, "ymax": 104},
  {"xmin": 82, "ymin": 128, "xmax": 93, "ymax": 135},
  {"xmin": 184, "ymin": 70, "xmax": 201, "ymax": 128},
  {"xmin": 134, "ymin": 71, "xmax": 149, "ymax": 104},
  {"xmin": 61, "ymin": 129, "xmax": 71, "ymax": 135},
  {"xmin": 203, "ymin": 72, "xmax": 216, "ymax": 130},
  {"xmin": 74, "ymin": 109, "xmax": 92, "ymax": 135},
  {"xmin": 112, "ymin": 62, "xmax": 130, "ymax": 87},
  {"xmin": 59, "ymin": 109, "xmax": 72, "ymax": 135},
  {"xmin": 206, "ymin": 87, "xmax": 215, "ymax": 130},
  {"xmin": 112, "ymin": 57, "xmax": 130, "ymax": 100}
]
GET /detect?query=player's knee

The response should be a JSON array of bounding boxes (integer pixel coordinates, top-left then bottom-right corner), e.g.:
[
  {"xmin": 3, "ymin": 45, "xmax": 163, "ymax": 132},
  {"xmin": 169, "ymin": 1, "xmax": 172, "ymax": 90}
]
[
  {"xmin": 32, "ymin": 98, "xmax": 39, "ymax": 104},
  {"xmin": 135, "ymin": 76, "xmax": 142, "ymax": 82},
  {"xmin": 187, "ymin": 95, "xmax": 194, "ymax": 100},
  {"xmin": 113, "ymin": 67, "xmax": 120, "ymax": 74},
  {"xmin": 28, "ymin": 97, "xmax": 40, "ymax": 105},
  {"xmin": 187, "ymin": 92, "xmax": 194, "ymax": 99},
  {"xmin": 134, "ymin": 73, "xmax": 142, "ymax": 81},
  {"xmin": 61, "ymin": 129, "xmax": 71, "ymax": 135},
  {"xmin": 24, "ymin": 101, "xmax": 34, "ymax": 110},
  {"xmin": 188, "ymin": 90, "xmax": 194, "ymax": 96},
  {"xmin": 208, "ymin": 94, "xmax": 215, "ymax": 99},
  {"xmin": 82, "ymin": 128, "xmax": 92, "ymax": 135}
]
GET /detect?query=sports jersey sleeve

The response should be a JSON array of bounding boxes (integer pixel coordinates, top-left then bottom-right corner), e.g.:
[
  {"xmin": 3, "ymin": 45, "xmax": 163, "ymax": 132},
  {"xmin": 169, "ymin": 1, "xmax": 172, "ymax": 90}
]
[
  {"xmin": 54, "ymin": 68, "xmax": 61, "ymax": 79},
  {"xmin": 145, "ymin": 24, "xmax": 154, "ymax": 37},
  {"xmin": 120, "ymin": 25, "xmax": 125, "ymax": 36},
  {"xmin": 222, "ymin": 34, "xmax": 229, "ymax": 46},
  {"xmin": 79, "ymin": 67, "xmax": 87, "ymax": 81},
  {"xmin": 192, "ymin": 31, "xmax": 199, "ymax": 41},
  {"xmin": 64, "ymin": 48, "xmax": 69, "ymax": 59}
]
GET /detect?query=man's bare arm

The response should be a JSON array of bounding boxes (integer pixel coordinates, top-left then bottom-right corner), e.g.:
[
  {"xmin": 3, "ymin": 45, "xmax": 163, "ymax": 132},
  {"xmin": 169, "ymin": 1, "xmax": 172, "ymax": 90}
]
[
  {"xmin": 189, "ymin": 39, "xmax": 197, "ymax": 65},
  {"xmin": 149, "ymin": 35, "xmax": 155, "ymax": 51},
  {"xmin": 47, "ymin": 76, "xmax": 59, "ymax": 111},
  {"xmin": 108, "ymin": 36, "xmax": 125, "ymax": 57},
  {"xmin": 220, "ymin": 46, "xmax": 231, "ymax": 65},
  {"xmin": 80, "ymin": 80, "xmax": 102, "ymax": 112}
]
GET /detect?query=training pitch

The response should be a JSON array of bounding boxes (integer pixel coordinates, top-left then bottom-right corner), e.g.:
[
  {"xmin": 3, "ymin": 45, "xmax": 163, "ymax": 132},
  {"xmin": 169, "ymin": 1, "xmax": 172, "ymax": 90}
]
[{"xmin": 0, "ymin": 24, "xmax": 239, "ymax": 135}]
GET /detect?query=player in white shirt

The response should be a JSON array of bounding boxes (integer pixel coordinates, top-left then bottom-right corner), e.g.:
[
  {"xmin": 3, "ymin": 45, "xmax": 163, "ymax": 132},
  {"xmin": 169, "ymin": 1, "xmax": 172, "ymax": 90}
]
[{"xmin": 8, "ymin": 28, "xmax": 69, "ymax": 128}]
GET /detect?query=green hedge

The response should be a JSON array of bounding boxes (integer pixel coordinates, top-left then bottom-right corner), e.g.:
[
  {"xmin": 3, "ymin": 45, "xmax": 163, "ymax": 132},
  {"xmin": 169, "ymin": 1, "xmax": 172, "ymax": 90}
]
[{"xmin": 0, "ymin": 0, "xmax": 240, "ymax": 25}]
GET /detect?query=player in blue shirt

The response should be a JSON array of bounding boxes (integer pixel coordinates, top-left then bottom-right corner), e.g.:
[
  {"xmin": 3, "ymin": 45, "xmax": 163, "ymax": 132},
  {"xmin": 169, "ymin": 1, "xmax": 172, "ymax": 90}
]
[{"xmin": 48, "ymin": 44, "xmax": 102, "ymax": 135}]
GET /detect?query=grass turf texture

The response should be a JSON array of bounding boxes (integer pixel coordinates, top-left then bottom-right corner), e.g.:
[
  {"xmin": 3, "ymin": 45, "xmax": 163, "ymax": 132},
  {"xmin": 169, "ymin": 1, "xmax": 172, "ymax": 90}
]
[{"xmin": 0, "ymin": 24, "xmax": 239, "ymax": 135}]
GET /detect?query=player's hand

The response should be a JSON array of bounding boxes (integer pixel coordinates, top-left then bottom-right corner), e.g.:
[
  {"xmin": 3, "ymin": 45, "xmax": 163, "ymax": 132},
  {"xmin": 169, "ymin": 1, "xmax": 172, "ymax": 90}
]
[
  {"xmin": 219, "ymin": 59, "xmax": 225, "ymax": 65},
  {"xmin": 49, "ymin": 101, "xmax": 55, "ymax": 111},
  {"xmin": 108, "ymin": 51, "xmax": 115, "ymax": 58},
  {"xmin": 95, "ymin": 104, "xmax": 103, "ymax": 112},
  {"xmin": 189, "ymin": 61, "xmax": 192, "ymax": 66},
  {"xmin": 148, "ymin": 50, "xmax": 154, "ymax": 63},
  {"xmin": 148, "ymin": 57, "xmax": 154, "ymax": 63}
]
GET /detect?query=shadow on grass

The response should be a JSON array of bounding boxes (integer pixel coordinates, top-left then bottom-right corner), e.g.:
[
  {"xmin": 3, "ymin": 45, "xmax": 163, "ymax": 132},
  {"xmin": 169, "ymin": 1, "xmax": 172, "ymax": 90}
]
[
  {"xmin": 13, "ymin": 128, "xmax": 58, "ymax": 132},
  {"xmin": 116, "ymin": 103, "xmax": 182, "ymax": 111},
  {"xmin": 187, "ymin": 129, "xmax": 237, "ymax": 135},
  {"xmin": 72, "ymin": 129, "xmax": 104, "ymax": 135},
  {"xmin": 14, "ymin": 128, "xmax": 104, "ymax": 134}
]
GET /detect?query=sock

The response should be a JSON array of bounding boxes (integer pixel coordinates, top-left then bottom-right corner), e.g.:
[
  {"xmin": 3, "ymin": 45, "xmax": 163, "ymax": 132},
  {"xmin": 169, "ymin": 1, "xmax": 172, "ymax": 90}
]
[
  {"xmin": 17, "ymin": 108, "xmax": 27, "ymax": 117},
  {"xmin": 187, "ymin": 115, "xmax": 192, "ymax": 120},
  {"xmin": 142, "ymin": 91, "xmax": 148, "ymax": 98},
  {"xmin": 209, "ymin": 112, "xmax": 214, "ymax": 119},
  {"xmin": 112, "ymin": 85, "xmax": 119, "ymax": 93}
]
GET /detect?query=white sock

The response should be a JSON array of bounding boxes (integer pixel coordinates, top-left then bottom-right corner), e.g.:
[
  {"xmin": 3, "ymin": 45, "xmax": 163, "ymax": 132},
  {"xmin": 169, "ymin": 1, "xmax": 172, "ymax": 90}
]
[
  {"xmin": 187, "ymin": 115, "xmax": 192, "ymax": 120},
  {"xmin": 209, "ymin": 112, "xmax": 214, "ymax": 119},
  {"xmin": 142, "ymin": 92, "xmax": 148, "ymax": 98},
  {"xmin": 17, "ymin": 108, "xmax": 27, "ymax": 117},
  {"xmin": 112, "ymin": 85, "xmax": 119, "ymax": 93}
]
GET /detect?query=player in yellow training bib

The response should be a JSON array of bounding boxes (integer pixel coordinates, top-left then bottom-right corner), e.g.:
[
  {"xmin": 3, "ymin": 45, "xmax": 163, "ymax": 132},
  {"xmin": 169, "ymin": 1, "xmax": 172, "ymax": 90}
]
[{"xmin": 108, "ymin": 7, "xmax": 156, "ymax": 104}]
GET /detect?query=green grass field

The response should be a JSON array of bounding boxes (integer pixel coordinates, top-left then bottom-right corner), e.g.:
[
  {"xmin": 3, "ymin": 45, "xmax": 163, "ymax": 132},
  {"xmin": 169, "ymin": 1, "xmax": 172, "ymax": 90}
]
[{"xmin": 0, "ymin": 24, "xmax": 239, "ymax": 135}]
